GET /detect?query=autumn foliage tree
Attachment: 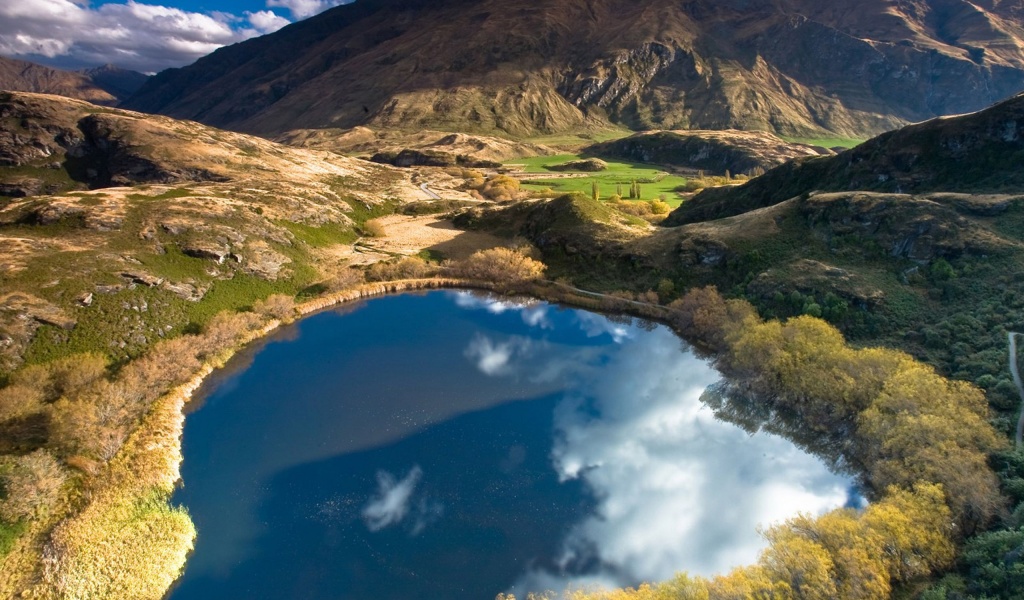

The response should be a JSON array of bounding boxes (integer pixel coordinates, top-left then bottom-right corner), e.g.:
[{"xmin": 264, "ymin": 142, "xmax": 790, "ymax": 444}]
[{"xmin": 450, "ymin": 248, "xmax": 545, "ymax": 285}]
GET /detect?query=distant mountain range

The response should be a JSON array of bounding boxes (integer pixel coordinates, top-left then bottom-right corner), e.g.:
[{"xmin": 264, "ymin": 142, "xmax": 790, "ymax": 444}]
[
  {"xmin": 121, "ymin": 0, "xmax": 1024, "ymax": 138},
  {"xmin": 0, "ymin": 57, "xmax": 147, "ymax": 105}
]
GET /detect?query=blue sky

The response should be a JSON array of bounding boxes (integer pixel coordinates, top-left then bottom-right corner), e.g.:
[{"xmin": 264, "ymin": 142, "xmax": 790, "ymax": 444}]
[{"xmin": 0, "ymin": 0, "xmax": 355, "ymax": 73}]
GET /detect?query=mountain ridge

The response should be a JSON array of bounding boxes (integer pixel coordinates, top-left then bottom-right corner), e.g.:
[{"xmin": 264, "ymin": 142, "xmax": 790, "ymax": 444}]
[
  {"xmin": 122, "ymin": 0, "xmax": 1024, "ymax": 138},
  {"xmin": 0, "ymin": 57, "xmax": 147, "ymax": 105}
]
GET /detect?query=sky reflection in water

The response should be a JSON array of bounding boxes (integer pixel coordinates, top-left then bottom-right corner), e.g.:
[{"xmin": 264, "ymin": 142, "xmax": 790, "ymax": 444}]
[{"xmin": 169, "ymin": 291, "xmax": 852, "ymax": 600}]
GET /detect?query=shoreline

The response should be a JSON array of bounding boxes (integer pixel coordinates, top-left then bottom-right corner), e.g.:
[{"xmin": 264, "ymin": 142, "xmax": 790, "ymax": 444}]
[
  {"xmin": 155, "ymin": 277, "xmax": 674, "ymax": 599},
  {"xmin": 7, "ymin": 276, "xmax": 677, "ymax": 599}
]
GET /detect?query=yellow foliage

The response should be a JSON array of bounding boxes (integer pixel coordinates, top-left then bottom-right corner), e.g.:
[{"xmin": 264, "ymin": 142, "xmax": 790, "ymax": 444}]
[
  {"xmin": 760, "ymin": 530, "xmax": 838, "ymax": 600},
  {"xmin": 451, "ymin": 248, "xmax": 546, "ymax": 284},
  {"xmin": 860, "ymin": 484, "xmax": 955, "ymax": 581},
  {"xmin": 706, "ymin": 565, "xmax": 787, "ymax": 600},
  {"xmin": 0, "ymin": 384, "xmax": 44, "ymax": 421},
  {"xmin": 252, "ymin": 294, "xmax": 297, "ymax": 321},
  {"xmin": 859, "ymin": 363, "xmax": 1006, "ymax": 531},
  {"xmin": 566, "ymin": 574, "xmax": 709, "ymax": 600}
]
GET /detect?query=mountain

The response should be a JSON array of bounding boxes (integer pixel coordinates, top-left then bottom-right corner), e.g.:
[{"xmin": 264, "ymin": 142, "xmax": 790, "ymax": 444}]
[
  {"xmin": 122, "ymin": 0, "xmax": 1024, "ymax": 139},
  {"xmin": 0, "ymin": 57, "xmax": 147, "ymax": 105},
  {"xmin": 0, "ymin": 57, "xmax": 117, "ymax": 105},
  {"xmin": 664, "ymin": 91, "xmax": 1024, "ymax": 225},
  {"xmin": 77, "ymin": 64, "xmax": 149, "ymax": 100}
]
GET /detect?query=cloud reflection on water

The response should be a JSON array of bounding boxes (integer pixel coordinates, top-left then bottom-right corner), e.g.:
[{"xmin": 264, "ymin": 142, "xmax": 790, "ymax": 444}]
[
  {"xmin": 362, "ymin": 466, "xmax": 423, "ymax": 532},
  {"xmin": 454, "ymin": 294, "xmax": 852, "ymax": 592}
]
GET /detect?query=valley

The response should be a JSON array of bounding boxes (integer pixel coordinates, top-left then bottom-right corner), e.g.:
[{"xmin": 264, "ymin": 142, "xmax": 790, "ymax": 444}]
[{"xmin": 2, "ymin": 0, "xmax": 1024, "ymax": 598}]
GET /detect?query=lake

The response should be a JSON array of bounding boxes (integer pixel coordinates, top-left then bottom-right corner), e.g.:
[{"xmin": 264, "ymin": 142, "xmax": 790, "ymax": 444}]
[{"xmin": 168, "ymin": 290, "xmax": 856, "ymax": 600}]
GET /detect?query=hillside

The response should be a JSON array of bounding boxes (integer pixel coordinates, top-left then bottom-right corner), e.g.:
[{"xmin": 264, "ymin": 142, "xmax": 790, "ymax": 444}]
[
  {"xmin": 77, "ymin": 65, "xmax": 149, "ymax": 100},
  {"xmin": 665, "ymin": 92, "xmax": 1024, "ymax": 225},
  {"xmin": 585, "ymin": 130, "xmax": 830, "ymax": 175},
  {"xmin": 277, "ymin": 127, "xmax": 555, "ymax": 162},
  {"xmin": 122, "ymin": 0, "xmax": 1024, "ymax": 139},
  {"xmin": 0, "ymin": 58, "xmax": 145, "ymax": 105},
  {"xmin": 0, "ymin": 91, "xmax": 421, "ymax": 372}
]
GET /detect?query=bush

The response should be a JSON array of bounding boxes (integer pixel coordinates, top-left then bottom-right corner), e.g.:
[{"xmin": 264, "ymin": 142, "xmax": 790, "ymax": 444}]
[
  {"xmin": 9, "ymin": 353, "xmax": 107, "ymax": 402},
  {"xmin": 362, "ymin": 218, "xmax": 387, "ymax": 238},
  {"xmin": 469, "ymin": 174, "xmax": 521, "ymax": 201},
  {"xmin": 364, "ymin": 257, "xmax": 435, "ymax": 282},
  {"xmin": 0, "ymin": 450, "xmax": 66, "ymax": 522},
  {"xmin": 326, "ymin": 268, "xmax": 365, "ymax": 292},
  {"xmin": 0, "ymin": 384, "xmax": 44, "ymax": 422},
  {"xmin": 252, "ymin": 294, "xmax": 297, "ymax": 320},
  {"xmin": 50, "ymin": 384, "xmax": 134, "ymax": 461},
  {"xmin": 450, "ymin": 248, "xmax": 546, "ymax": 284},
  {"xmin": 607, "ymin": 198, "xmax": 671, "ymax": 221}
]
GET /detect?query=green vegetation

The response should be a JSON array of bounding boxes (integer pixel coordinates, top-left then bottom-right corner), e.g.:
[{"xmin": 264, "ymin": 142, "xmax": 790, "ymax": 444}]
[
  {"xmin": 278, "ymin": 220, "xmax": 358, "ymax": 247},
  {"xmin": 0, "ymin": 520, "xmax": 27, "ymax": 558},
  {"xmin": 781, "ymin": 135, "xmax": 865, "ymax": 149},
  {"xmin": 505, "ymin": 154, "xmax": 688, "ymax": 207}
]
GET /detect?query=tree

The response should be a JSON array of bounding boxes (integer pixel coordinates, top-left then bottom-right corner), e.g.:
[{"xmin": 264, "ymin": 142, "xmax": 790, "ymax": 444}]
[
  {"xmin": 760, "ymin": 527, "xmax": 839, "ymax": 600},
  {"xmin": 961, "ymin": 527, "xmax": 1024, "ymax": 598},
  {"xmin": 451, "ymin": 248, "xmax": 546, "ymax": 284},
  {"xmin": 706, "ymin": 566, "xmax": 783, "ymax": 600}
]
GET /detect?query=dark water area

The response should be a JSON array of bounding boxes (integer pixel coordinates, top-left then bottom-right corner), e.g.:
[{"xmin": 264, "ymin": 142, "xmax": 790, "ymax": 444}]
[{"xmin": 169, "ymin": 291, "xmax": 855, "ymax": 600}]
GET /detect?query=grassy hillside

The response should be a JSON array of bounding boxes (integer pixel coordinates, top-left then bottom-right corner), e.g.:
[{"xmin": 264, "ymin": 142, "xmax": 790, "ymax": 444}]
[{"xmin": 667, "ymin": 92, "xmax": 1024, "ymax": 225}]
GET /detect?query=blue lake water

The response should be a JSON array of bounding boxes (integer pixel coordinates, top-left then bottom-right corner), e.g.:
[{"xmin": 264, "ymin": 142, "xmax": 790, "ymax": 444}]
[{"xmin": 168, "ymin": 291, "xmax": 855, "ymax": 600}]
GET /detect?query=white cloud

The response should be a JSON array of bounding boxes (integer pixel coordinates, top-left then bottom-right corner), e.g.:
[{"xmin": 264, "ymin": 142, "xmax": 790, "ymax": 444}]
[
  {"xmin": 576, "ymin": 312, "xmax": 632, "ymax": 343},
  {"xmin": 510, "ymin": 327, "xmax": 852, "ymax": 595},
  {"xmin": 464, "ymin": 334, "xmax": 534, "ymax": 377},
  {"xmin": 362, "ymin": 466, "xmax": 422, "ymax": 532},
  {"xmin": 0, "ymin": 0, "xmax": 308, "ymax": 73},
  {"xmin": 451, "ymin": 291, "xmax": 553, "ymax": 329},
  {"xmin": 245, "ymin": 10, "xmax": 291, "ymax": 34},
  {"xmin": 266, "ymin": 0, "xmax": 350, "ymax": 19}
]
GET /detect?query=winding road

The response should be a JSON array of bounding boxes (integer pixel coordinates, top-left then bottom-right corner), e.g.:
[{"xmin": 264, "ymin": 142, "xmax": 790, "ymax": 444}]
[{"xmin": 419, "ymin": 183, "xmax": 441, "ymax": 200}]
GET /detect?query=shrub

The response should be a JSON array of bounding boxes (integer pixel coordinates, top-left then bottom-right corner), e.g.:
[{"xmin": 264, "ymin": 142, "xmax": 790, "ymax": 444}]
[
  {"xmin": 0, "ymin": 384, "xmax": 44, "ymax": 422},
  {"xmin": 479, "ymin": 175, "xmax": 521, "ymax": 201},
  {"xmin": 326, "ymin": 268, "xmax": 365, "ymax": 292},
  {"xmin": 253, "ymin": 294, "xmax": 297, "ymax": 320},
  {"xmin": 50, "ymin": 384, "xmax": 134, "ymax": 461},
  {"xmin": 364, "ymin": 257, "xmax": 435, "ymax": 282},
  {"xmin": 9, "ymin": 353, "xmax": 107, "ymax": 403},
  {"xmin": 450, "ymin": 248, "xmax": 546, "ymax": 283},
  {"xmin": 362, "ymin": 218, "xmax": 387, "ymax": 238},
  {"xmin": 0, "ymin": 450, "xmax": 67, "ymax": 522}
]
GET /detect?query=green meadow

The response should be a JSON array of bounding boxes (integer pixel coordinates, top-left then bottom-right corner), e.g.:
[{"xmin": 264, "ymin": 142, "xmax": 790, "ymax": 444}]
[{"xmin": 506, "ymin": 154, "xmax": 690, "ymax": 207}]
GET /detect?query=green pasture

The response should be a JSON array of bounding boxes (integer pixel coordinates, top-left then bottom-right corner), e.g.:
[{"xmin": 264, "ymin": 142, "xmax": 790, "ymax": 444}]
[{"xmin": 506, "ymin": 154, "xmax": 689, "ymax": 207}]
